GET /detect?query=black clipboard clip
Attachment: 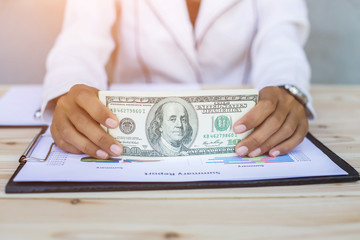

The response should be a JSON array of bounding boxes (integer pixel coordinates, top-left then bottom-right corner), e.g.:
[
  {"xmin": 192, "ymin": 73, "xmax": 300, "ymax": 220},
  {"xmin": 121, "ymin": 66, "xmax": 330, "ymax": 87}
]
[
  {"xmin": 16, "ymin": 125, "xmax": 51, "ymax": 163},
  {"xmin": 20, "ymin": 142, "xmax": 55, "ymax": 163}
]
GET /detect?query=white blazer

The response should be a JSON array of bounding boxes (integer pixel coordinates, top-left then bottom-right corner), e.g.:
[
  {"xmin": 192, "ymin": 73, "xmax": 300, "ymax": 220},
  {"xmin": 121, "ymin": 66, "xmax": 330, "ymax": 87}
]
[{"xmin": 42, "ymin": 0, "xmax": 314, "ymax": 120}]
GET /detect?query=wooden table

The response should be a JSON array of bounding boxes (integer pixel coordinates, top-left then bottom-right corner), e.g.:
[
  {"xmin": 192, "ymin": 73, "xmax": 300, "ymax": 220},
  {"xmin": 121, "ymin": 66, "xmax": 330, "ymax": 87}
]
[{"xmin": 0, "ymin": 85, "xmax": 359, "ymax": 239}]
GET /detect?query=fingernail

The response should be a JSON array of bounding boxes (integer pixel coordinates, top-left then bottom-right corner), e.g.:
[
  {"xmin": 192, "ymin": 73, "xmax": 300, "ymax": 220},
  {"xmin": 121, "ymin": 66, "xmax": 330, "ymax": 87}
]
[
  {"xmin": 96, "ymin": 149, "xmax": 108, "ymax": 159},
  {"xmin": 249, "ymin": 148, "xmax": 261, "ymax": 158},
  {"xmin": 110, "ymin": 144, "xmax": 122, "ymax": 156},
  {"xmin": 272, "ymin": 150, "xmax": 280, "ymax": 157},
  {"xmin": 234, "ymin": 124, "xmax": 246, "ymax": 133},
  {"xmin": 105, "ymin": 118, "xmax": 118, "ymax": 128},
  {"xmin": 236, "ymin": 146, "xmax": 248, "ymax": 156}
]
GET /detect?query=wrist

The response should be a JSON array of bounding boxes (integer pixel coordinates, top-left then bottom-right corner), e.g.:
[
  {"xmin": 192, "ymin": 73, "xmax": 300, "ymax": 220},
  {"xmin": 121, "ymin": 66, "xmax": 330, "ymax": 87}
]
[
  {"xmin": 279, "ymin": 84, "xmax": 308, "ymax": 106},
  {"xmin": 279, "ymin": 85, "xmax": 314, "ymax": 119}
]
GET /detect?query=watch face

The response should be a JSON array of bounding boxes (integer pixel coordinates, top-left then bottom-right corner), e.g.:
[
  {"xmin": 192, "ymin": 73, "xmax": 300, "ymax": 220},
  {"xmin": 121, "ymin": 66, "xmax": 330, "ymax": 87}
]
[
  {"xmin": 284, "ymin": 85, "xmax": 308, "ymax": 105},
  {"xmin": 288, "ymin": 86, "xmax": 295, "ymax": 93}
]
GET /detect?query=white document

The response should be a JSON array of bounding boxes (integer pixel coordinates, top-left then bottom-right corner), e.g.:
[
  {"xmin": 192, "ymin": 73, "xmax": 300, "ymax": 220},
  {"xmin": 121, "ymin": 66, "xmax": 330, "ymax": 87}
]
[
  {"xmin": 14, "ymin": 135, "xmax": 347, "ymax": 183},
  {"xmin": 0, "ymin": 84, "xmax": 200, "ymax": 126},
  {"xmin": 0, "ymin": 85, "xmax": 45, "ymax": 126}
]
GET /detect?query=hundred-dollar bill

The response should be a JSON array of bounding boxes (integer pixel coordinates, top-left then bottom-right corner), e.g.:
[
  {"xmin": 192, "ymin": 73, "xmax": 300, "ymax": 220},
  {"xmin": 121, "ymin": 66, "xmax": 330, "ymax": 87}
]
[{"xmin": 99, "ymin": 89, "xmax": 258, "ymax": 159}]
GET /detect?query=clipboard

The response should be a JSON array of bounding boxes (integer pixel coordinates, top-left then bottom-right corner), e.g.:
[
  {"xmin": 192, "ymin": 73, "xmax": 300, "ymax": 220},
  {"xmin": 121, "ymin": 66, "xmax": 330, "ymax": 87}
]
[{"xmin": 5, "ymin": 126, "xmax": 359, "ymax": 193}]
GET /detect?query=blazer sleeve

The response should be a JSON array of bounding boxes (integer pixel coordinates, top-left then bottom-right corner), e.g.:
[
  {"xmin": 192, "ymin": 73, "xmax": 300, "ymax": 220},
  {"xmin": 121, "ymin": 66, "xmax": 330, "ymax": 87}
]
[
  {"xmin": 41, "ymin": 0, "xmax": 117, "ymax": 122},
  {"xmin": 250, "ymin": 0, "xmax": 315, "ymax": 119}
]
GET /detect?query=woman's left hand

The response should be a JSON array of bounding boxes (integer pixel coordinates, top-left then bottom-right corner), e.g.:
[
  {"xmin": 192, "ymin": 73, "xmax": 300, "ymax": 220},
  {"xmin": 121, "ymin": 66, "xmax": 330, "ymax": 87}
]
[{"xmin": 233, "ymin": 86, "xmax": 309, "ymax": 158}]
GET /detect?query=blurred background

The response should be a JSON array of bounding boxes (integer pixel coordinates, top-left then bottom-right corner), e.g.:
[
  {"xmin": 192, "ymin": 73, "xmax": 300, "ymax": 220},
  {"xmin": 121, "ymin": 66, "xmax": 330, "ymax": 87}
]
[{"xmin": 0, "ymin": 0, "xmax": 359, "ymax": 85}]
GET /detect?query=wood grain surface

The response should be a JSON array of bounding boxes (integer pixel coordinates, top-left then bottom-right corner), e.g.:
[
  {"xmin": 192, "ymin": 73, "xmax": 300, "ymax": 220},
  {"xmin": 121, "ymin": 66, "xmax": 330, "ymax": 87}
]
[{"xmin": 0, "ymin": 85, "xmax": 359, "ymax": 239}]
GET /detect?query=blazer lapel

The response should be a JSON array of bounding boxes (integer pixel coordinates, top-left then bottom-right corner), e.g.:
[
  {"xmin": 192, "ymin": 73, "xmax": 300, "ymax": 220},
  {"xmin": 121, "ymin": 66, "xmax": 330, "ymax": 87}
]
[
  {"xmin": 195, "ymin": 0, "xmax": 242, "ymax": 46},
  {"xmin": 143, "ymin": 0, "xmax": 243, "ymax": 83},
  {"xmin": 145, "ymin": 0, "xmax": 198, "ymax": 67}
]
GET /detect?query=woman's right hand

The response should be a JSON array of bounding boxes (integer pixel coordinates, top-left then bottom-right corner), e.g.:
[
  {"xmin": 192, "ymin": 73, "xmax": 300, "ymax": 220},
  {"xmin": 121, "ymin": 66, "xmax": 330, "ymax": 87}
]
[{"xmin": 50, "ymin": 84, "xmax": 123, "ymax": 159}]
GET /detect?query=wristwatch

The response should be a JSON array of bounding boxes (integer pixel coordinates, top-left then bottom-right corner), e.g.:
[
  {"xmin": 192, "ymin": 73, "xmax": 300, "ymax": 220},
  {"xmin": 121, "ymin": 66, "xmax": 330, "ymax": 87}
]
[{"xmin": 281, "ymin": 84, "xmax": 308, "ymax": 106}]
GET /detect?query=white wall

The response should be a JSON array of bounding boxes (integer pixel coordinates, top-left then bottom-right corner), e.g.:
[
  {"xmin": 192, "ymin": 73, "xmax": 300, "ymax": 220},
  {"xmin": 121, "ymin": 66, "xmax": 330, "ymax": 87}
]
[
  {"xmin": 0, "ymin": 0, "xmax": 65, "ymax": 84},
  {"xmin": 305, "ymin": 0, "xmax": 360, "ymax": 84},
  {"xmin": 0, "ymin": 0, "xmax": 359, "ymax": 85}
]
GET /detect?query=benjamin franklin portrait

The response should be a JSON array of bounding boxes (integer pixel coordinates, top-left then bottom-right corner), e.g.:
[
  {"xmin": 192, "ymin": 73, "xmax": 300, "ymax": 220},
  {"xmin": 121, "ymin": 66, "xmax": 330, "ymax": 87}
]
[{"xmin": 147, "ymin": 98, "xmax": 197, "ymax": 156}]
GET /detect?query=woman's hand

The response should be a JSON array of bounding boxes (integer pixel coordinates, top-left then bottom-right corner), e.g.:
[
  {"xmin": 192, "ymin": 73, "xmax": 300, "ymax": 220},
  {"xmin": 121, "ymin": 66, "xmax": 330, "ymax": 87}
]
[
  {"xmin": 233, "ymin": 86, "xmax": 309, "ymax": 157},
  {"xmin": 50, "ymin": 84, "xmax": 123, "ymax": 159}
]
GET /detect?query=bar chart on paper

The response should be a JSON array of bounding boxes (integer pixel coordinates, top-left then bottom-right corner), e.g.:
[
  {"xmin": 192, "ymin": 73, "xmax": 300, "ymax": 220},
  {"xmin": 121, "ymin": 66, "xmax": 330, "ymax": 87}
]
[{"xmin": 205, "ymin": 155, "xmax": 295, "ymax": 165}]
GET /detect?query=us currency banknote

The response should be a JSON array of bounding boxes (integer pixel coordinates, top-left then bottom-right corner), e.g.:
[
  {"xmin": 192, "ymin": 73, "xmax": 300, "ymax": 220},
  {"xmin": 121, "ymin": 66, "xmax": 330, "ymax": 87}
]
[{"xmin": 99, "ymin": 89, "xmax": 258, "ymax": 159}]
